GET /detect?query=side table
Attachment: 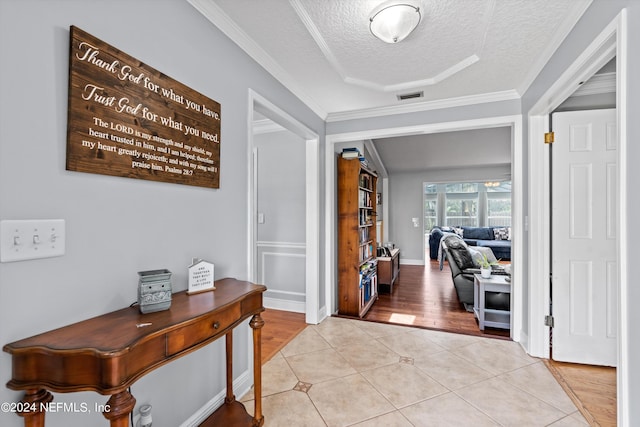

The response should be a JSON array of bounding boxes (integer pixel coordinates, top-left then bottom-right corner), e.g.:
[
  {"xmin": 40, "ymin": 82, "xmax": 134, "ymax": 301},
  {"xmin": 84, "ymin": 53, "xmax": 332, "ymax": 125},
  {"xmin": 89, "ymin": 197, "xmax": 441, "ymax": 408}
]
[
  {"xmin": 473, "ymin": 274, "xmax": 511, "ymax": 330},
  {"xmin": 377, "ymin": 248, "xmax": 400, "ymax": 293}
]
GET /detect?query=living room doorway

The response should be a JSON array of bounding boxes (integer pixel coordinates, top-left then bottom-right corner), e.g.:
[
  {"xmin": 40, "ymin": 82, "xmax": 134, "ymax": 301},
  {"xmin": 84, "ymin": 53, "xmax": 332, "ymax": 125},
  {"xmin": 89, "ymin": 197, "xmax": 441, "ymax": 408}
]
[{"xmin": 325, "ymin": 115, "xmax": 524, "ymax": 340}]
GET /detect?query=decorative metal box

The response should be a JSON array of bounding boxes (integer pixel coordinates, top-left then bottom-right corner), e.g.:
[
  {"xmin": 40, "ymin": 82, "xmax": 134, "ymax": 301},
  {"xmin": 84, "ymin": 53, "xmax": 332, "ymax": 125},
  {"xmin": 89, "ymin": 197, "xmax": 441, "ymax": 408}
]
[{"xmin": 137, "ymin": 269, "xmax": 172, "ymax": 314}]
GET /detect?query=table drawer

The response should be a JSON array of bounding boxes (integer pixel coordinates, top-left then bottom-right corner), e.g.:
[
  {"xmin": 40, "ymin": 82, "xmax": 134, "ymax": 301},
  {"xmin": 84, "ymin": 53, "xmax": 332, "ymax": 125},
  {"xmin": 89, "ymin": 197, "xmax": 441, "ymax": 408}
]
[{"xmin": 166, "ymin": 304, "xmax": 240, "ymax": 356}]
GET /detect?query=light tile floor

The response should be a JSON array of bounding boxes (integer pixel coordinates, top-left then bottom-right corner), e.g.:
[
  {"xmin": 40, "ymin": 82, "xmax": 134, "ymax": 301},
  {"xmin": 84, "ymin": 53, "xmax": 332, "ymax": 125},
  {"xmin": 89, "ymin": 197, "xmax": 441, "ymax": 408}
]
[{"xmin": 241, "ymin": 317, "xmax": 588, "ymax": 427}]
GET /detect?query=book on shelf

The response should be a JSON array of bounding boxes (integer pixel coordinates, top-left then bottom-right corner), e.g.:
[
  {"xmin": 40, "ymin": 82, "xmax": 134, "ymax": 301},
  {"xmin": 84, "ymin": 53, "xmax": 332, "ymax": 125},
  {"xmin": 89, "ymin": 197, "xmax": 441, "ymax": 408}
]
[
  {"xmin": 358, "ymin": 190, "xmax": 372, "ymax": 208},
  {"xmin": 359, "ymin": 174, "xmax": 371, "ymax": 190},
  {"xmin": 341, "ymin": 147, "xmax": 364, "ymax": 160},
  {"xmin": 359, "ymin": 227, "xmax": 370, "ymax": 244},
  {"xmin": 359, "ymin": 263, "xmax": 377, "ymax": 305},
  {"xmin": 359, "ymin": 243, "xmax": 376, "ymax": 263}
]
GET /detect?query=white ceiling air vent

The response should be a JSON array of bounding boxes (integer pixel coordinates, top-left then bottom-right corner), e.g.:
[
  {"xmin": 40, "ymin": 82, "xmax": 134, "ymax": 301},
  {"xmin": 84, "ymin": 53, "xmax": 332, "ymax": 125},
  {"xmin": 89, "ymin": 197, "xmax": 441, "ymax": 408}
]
[{"xmin": 397, "ymin": 91, "xmax": 424, "ymax": 101}]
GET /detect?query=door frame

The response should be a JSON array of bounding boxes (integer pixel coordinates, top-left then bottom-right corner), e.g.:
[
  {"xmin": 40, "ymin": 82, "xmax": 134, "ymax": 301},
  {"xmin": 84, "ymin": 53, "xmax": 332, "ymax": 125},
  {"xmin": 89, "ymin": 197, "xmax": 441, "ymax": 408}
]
[
  {"xmin": 248, "ymin": 89, "xmax": 321, "ymax": 324},
  {"xmin": 527, "ymin": 9, "xmax": 627, "ymax": 424},
  {"xmin": 325, "ymin": 114, "xmax": 523, "ymax": 342}
]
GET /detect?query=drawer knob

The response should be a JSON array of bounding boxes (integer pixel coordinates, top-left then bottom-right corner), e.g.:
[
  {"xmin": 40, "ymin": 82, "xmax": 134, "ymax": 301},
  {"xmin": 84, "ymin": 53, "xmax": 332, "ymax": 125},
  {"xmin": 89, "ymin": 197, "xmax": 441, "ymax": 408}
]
[{"xmin": 213, "ymin": 321, "xmax": 220, "ymax": 329}]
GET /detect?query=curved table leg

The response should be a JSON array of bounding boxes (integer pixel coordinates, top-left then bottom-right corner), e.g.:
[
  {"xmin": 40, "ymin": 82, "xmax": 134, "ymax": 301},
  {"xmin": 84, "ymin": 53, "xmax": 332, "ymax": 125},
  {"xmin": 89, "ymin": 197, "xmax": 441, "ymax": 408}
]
[
  {"xmin": 250, "ymin": 313, "xmax": 265, "ymax": 427},
  {"xmin": 18, "ymin": 389, "xmax": 53, "ymax": 427},
  {"xmin": 102, "ymin": 390, "xmax": 136, "ymax": 427}
]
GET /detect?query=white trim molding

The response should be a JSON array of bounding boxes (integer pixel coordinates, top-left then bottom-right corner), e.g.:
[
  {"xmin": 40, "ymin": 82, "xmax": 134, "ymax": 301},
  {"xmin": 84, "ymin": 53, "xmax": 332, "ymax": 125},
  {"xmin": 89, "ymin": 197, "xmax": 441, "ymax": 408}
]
[
  {"xmin": 256, "ymin": 241, "xmax": 306, "ymax": 249},
  {"xmin": 527, "ymin": 10, "xmax": 627, "ymax": 425},
  {"xmin": 326, "ymin": 90, "xmax": 520, "ymax": 123},
  {"xmin": 325, "ymin": 114, "xmax": 523, "ymax": 344}
]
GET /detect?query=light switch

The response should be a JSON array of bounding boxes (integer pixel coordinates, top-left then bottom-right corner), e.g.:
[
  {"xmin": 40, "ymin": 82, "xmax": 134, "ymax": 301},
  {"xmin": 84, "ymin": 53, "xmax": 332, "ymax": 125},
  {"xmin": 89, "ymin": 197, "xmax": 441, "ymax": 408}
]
[
  {"xmin": 257, "ymin": 212, "xmax": 265, "ymax": 224},
  {"xmin": 1, "ymin": 219, "xmax": 66, "ymax": 262},
  {"xmin": 412, "ymin": 217, "xmax": 420, "ymax": 228}
]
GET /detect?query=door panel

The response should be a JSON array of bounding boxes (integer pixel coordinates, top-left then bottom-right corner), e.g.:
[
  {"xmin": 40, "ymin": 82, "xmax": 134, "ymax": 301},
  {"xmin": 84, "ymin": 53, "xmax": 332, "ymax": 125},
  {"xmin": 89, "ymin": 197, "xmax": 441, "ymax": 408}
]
[{"xmin": 551, "ymin": 109, "xmax": 617, "ymax": 366}]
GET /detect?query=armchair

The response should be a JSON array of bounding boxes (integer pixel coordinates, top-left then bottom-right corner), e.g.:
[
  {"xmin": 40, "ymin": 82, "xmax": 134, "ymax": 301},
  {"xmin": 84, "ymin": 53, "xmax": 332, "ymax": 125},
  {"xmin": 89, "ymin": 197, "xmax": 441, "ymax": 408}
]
[{"xmin": 442, "ymin": 235, "xmax": 510, "ymax": 311}]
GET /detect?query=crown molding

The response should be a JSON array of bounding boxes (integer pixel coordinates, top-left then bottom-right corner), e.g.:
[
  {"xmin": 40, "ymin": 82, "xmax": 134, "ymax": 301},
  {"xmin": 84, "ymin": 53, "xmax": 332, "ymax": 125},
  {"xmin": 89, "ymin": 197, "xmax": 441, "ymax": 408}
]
[
  {"xmin": 326, "ymin": 89, "xmax": 520, "ymax": 122},
  {"xmin": 517, "ymin": 0, "xmax": 593, "ymax": 96},
  {"xmin": 187, "ymin": 0, "xmax": 328, "ymax": 119}
]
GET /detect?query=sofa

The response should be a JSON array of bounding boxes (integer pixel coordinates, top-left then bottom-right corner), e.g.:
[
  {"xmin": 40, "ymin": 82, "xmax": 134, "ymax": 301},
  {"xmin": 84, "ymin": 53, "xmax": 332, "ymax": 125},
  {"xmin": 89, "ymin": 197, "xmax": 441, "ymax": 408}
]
[{"xmin": 429, "ymin": 226, "xmax": 511, "ymax": 261}]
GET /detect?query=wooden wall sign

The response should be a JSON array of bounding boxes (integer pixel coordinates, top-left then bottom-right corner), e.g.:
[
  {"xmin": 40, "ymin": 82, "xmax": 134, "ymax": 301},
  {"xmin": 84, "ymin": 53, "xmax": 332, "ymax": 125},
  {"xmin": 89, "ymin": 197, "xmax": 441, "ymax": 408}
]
[{"xmin": 66, "ymin": 26, "xmax": 221, "ymax": 188}]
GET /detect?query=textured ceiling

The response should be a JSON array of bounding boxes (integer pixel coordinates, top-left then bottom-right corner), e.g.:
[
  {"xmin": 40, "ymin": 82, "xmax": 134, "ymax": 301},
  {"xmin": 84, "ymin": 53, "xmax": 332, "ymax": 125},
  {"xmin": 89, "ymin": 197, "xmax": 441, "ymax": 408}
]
[{"xmin": 191, "ymin": 0, "xmax": 591, "ymax": 119}]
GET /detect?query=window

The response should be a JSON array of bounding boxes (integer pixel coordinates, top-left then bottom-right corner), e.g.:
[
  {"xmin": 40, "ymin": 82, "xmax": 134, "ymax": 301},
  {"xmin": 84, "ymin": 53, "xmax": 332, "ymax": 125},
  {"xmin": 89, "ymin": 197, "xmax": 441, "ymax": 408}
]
[
  {"xmin": 486, "ymin": 182, "xmax": 511, "ymax": 226},
  {"xmin": 423, "ymin": 181, "xmax": 511, "ymax": 228},
  {"xmin": 445, "ymin": 183, "xmax": 478, "ymax": 227}
]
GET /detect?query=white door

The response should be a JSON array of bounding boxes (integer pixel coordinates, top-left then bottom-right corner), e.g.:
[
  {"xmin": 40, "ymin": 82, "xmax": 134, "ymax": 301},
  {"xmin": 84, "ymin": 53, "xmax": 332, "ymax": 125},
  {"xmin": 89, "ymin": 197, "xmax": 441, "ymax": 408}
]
[{"xmin": 551, "ymin": 108, "xmax": 617, "ymax": 366}]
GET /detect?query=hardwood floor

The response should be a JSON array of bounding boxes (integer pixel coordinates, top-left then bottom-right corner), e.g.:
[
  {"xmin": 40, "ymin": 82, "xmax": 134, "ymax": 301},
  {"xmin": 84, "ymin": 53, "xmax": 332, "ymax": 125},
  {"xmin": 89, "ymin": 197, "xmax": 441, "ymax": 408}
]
[
  {"xmin": 363, "ymin": 259, "xmax": 509, "ymax": 338},
  {"xmin": 260, "ymin": 308, "xmax": 306, "ymax": 364},
  {"xmin": 546, "ymin": 360, "xmax": 617, "ymax": 426}
]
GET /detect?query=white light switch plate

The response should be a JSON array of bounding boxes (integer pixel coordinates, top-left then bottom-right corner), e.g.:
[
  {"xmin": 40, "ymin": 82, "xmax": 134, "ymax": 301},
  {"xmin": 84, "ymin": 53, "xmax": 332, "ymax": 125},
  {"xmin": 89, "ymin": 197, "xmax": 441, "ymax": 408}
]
[{"xmin": 0, "ymin": 219, "xmax": 65, "ymax": 262}]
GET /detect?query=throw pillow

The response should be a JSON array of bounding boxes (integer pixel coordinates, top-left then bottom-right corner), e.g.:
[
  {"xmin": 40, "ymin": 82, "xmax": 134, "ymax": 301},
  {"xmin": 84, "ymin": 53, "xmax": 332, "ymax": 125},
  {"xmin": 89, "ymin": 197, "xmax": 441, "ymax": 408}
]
[
  {"xmin": 469, "ymin": 246, "xmax": 501, "ymax": 269},
  {"xmin": 468, "ymin": 247, "xmax": 483, "ymax": 267},
  {"xmin": 453, "ymin": 227, "xmax": 464, "ymax": 237},
  {"xmin": 493, "ymin": 227, "xmax": 509, "ymax": 240},
  {"xmin": 474, "ymin": 246, "xmax": 498, "ymax": 263},
  {"xmin": 461, "ymin": 227, "xmax": 493, "ymax": 240}
]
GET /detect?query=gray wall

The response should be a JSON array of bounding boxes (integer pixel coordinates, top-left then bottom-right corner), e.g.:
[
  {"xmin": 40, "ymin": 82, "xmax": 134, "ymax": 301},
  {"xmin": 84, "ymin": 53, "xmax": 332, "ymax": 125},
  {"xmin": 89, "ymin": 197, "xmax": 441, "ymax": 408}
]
[
  {"xmin": 0, "ymin": 1, "xmax": 324, "ymax": 426},
  {"xmin": 521, "ymin": 0, "xmax": 640, "ymax": 423},
  {"xmin": 327, "ymin": 99, "xmax": 521, "ymax": 136},
  {"xmin": 255, "ymin": 130, "xmax": 306, "ymax": 243},
  {"xmin": 555, "ymin": 92, "xmax": 616, "ymax": 112},
  {"xmin": 255, "ymin": 129, "xmax": 306, "ymax": 306}
]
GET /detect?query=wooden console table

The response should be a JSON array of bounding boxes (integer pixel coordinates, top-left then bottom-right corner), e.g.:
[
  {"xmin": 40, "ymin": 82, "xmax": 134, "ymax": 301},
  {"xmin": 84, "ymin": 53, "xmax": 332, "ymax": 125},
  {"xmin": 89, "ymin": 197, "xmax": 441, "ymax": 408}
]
[
  {"xmin": 3, "ymin": 278, "xmax": 266, "ymax": 427},
  {"xmin": 377, "ymin": 248, "xmax": 400, "ymax": 293}
]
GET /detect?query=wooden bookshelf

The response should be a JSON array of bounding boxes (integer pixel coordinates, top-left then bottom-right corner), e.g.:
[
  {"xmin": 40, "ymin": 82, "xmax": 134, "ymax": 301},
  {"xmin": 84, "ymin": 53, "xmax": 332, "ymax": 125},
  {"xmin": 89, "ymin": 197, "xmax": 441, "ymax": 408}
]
[{"xmin": 337, "ymin": 156, "xmax": 378, "ymax": 317}]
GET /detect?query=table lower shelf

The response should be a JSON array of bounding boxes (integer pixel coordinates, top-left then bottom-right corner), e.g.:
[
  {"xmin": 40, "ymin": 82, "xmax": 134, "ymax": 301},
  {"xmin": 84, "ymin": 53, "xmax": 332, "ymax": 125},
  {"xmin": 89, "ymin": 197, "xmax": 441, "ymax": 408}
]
[
  {"xmin": 199, "ymin": 399, "xmax": 262, "ymax": 427},
  {"xmin": 473, "ymin": 308, "xmax": 510, "ymax": 329}
]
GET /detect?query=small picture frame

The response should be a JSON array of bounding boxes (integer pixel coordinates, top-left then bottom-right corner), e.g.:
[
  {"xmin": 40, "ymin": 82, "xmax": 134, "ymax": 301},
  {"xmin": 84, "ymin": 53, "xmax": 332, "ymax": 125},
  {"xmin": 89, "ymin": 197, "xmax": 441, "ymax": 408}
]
[
  {"xmin": 376, "ymin": 193, "xmax": 382, "ymax": 205},
  {"xmin": 187, "ymin": 258, "xmax": 215, "ymax": 295}
]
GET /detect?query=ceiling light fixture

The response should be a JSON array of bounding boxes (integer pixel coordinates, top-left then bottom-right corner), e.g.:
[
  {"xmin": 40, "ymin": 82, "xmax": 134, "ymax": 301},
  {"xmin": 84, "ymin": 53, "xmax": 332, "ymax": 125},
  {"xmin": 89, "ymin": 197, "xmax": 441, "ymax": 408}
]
[{"xmin": 369, "ymin": 2, "xmax": 421, "ymax": 44}]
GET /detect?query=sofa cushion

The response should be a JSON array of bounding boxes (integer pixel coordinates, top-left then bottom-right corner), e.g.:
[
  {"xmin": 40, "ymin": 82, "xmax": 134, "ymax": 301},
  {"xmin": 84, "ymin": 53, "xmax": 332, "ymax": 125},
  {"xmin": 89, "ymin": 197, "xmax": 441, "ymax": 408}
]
[{"xmin": 462, "ymin": 227, "xmax": 494, "ymax": 240}]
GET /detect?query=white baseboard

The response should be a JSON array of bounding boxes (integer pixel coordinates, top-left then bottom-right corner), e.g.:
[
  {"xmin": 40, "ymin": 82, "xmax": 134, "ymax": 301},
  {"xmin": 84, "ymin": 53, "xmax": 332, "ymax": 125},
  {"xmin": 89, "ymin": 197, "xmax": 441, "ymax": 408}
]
[
  {"xmin": 400, "ymin": 258, "xmax": 425, "ymax": 266},
  {"xmin": 180, "ymin": 370, "xmax": 253, "ymax": 426},
  {"xmin": 316, "ymin": 305, "xmax": 328, "ymax": 324},
  {"xmin": 264, "ymin": 297, "xmax": 305, "ymax": 313}
]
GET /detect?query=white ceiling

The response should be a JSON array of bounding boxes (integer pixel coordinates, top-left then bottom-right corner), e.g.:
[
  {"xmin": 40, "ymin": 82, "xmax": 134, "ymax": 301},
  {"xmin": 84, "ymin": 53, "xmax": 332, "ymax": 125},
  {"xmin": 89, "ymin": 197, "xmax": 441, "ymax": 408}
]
[
  {"xmin": 190, "ymin": 0, "xmax": 591, "ymax": 120},
  {"xmin": 372, "ymin": 126, "xmax": 511, "ymax": 174}
]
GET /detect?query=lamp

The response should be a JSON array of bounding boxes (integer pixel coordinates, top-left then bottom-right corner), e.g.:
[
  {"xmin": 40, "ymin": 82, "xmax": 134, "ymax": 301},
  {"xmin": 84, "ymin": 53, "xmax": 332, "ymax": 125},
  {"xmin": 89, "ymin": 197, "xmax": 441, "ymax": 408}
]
[{"xmin": 369, "ymin": 2, "xmax": 421, "ymax": 44}]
